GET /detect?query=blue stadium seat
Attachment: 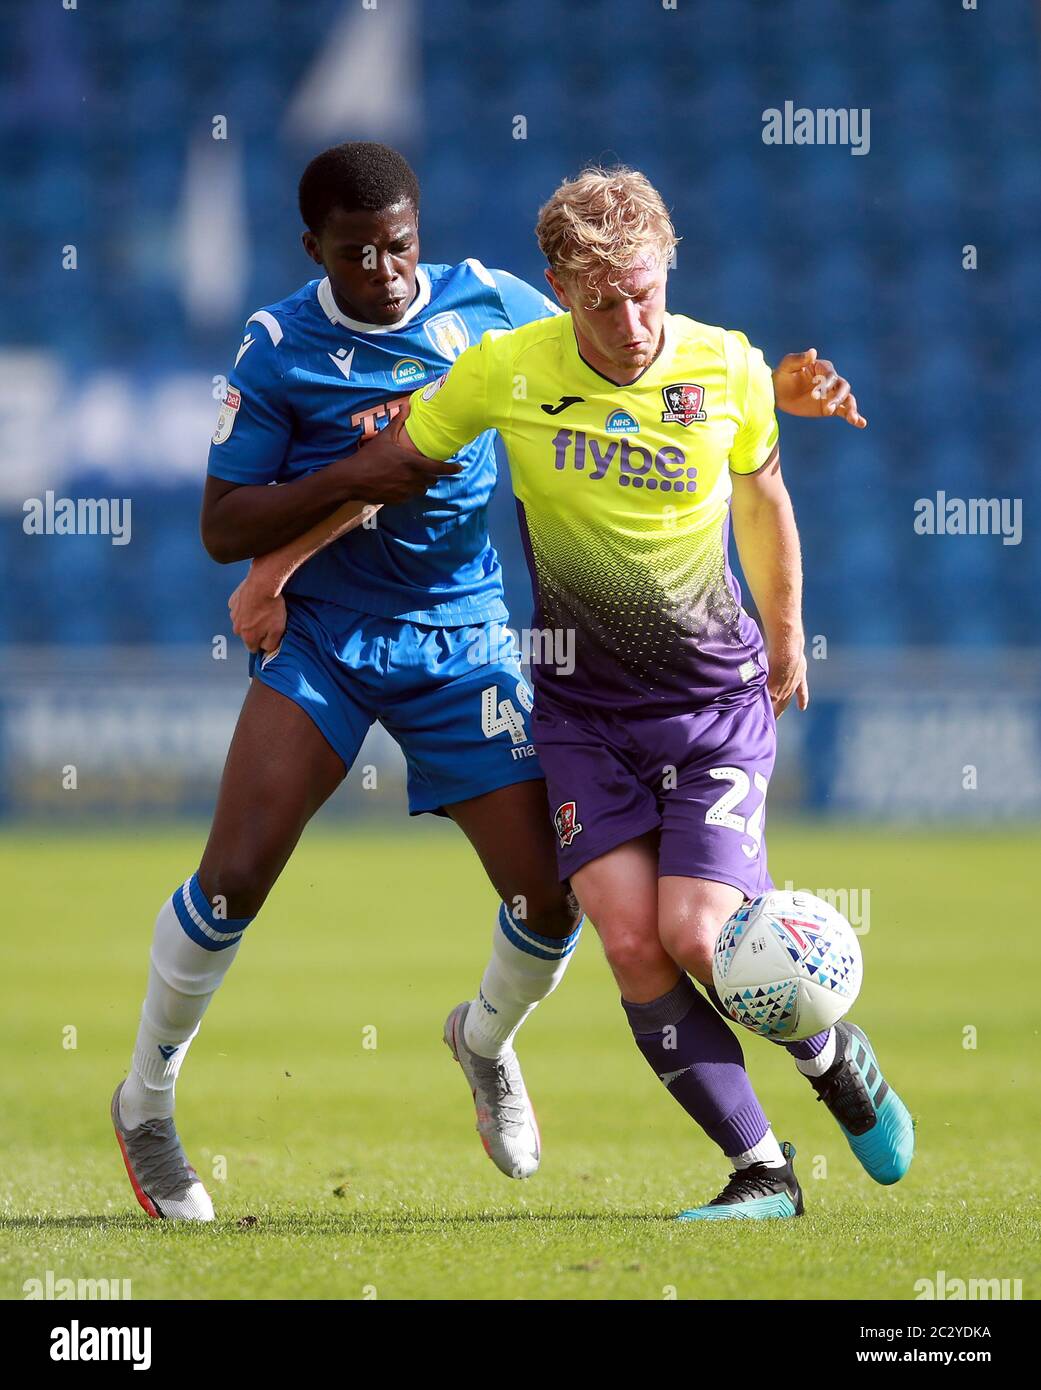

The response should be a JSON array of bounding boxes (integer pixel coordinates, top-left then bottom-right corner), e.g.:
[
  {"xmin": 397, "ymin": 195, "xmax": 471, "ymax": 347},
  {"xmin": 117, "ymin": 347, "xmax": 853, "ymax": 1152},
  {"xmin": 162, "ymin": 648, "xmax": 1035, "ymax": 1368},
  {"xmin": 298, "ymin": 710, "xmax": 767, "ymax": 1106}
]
[{"xmin": 0, "ymin": 0, "xmax": 1037, "ymax": 658}]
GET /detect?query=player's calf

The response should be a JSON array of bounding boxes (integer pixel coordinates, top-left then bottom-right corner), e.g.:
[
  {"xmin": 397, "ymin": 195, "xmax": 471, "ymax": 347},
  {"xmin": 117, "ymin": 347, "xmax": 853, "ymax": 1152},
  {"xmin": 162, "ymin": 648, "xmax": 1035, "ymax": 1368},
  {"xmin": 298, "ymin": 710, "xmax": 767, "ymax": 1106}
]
[
  {"xmin": 196, "ymin": 844, "xmax": 286, "ymax": 921},
  {"xmin": 461, "ymin": 901, "xmax": 583, "ymax": 1057},
  {"xmin": 118, "ymin": 877, "xmax": 253, "ymax": 1132},
  {"xmin": 445, "ymin": 780, "xmax": 584, "ymax": 1059},
  {"xmin": 622, "ymin": 973, "xmax": 791, "ymax": 1172}
]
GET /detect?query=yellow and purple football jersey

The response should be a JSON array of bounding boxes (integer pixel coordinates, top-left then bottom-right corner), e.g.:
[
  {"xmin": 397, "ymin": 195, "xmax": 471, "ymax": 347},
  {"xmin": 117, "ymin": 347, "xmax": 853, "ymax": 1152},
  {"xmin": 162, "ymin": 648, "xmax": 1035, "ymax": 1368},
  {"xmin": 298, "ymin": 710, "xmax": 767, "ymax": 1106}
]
[{"xmin": 405, "ymin": 312, "xmax": 779, "ymax": 713}]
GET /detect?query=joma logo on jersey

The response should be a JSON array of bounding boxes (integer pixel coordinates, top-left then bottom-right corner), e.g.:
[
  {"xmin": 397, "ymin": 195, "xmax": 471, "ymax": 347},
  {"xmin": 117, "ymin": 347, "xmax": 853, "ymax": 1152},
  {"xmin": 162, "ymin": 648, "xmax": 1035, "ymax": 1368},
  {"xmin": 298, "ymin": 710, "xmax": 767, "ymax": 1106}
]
[{"xmin": 550, "ymin": 429, "xmax": 699, "ymax": 493}]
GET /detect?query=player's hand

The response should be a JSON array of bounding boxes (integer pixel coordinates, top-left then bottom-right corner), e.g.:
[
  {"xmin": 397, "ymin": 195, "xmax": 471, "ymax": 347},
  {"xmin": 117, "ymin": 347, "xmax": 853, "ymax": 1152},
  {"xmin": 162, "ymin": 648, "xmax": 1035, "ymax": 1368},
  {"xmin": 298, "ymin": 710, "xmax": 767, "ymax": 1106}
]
[
  {"xmin": 767, "ymin": 637, "xmax": 809, "ymax": 719},
  {"xmin": 772, "ymin": 349, "xmax": 866, "ymax": 428},
  {"xmin": 229, "ymin": 571, "xmax": 287, "ymax": 656},
  {"xmin": 332, "ymin": 410, "xmax": 463, "ymax": 505}
]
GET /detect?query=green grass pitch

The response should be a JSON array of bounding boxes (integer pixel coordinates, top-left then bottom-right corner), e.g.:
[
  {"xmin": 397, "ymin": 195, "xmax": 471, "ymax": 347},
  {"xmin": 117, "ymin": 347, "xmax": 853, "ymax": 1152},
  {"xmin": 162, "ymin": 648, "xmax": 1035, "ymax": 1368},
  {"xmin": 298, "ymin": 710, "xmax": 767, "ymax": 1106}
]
[{"xmin": 2, "ymin": 822, "xmax": 1039, "ymax": 1301}]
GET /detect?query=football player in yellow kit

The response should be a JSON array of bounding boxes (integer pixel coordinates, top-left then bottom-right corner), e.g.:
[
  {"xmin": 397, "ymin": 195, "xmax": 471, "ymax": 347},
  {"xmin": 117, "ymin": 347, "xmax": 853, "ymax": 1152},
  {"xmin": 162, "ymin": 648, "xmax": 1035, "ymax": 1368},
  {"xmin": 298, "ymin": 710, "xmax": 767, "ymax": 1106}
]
[{"xmin": 230, "ymin": 168, "xmax": 908, "ymax": 1218}]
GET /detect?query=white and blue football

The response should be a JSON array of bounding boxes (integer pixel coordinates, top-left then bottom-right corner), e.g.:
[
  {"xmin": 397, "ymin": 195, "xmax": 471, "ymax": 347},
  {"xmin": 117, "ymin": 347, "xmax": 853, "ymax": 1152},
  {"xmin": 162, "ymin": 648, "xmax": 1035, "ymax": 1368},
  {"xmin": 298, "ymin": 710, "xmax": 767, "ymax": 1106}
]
[{"xmin": 713, "ymin": 890, "xmax": 863, "ymax": 1041}]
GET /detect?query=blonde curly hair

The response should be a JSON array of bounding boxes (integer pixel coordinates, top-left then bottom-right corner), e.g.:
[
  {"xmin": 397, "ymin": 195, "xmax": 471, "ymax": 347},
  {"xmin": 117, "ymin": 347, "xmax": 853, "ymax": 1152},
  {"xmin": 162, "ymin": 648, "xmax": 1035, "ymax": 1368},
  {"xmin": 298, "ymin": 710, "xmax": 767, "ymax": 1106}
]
[{"xmin": 535, "ymin": 166, "xmax": 679, "ymax": 303}]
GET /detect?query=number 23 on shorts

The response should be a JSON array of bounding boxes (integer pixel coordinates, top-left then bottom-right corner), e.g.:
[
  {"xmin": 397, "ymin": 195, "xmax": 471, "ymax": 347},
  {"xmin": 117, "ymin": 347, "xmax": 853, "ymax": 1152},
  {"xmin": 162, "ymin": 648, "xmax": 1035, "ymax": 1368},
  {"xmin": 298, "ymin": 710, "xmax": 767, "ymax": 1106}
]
[{"xmin": 705, "ymin": 766, "xmax": 769, "ymax": 860}]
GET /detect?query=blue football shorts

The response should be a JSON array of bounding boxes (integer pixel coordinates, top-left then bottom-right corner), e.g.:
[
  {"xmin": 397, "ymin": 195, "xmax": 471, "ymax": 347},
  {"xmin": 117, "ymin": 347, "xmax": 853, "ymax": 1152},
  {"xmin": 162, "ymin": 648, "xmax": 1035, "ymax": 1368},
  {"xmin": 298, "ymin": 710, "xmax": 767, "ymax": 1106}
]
[{"xmin": 250, "ymin": 596, "xmax": 546, "ymax": 814}]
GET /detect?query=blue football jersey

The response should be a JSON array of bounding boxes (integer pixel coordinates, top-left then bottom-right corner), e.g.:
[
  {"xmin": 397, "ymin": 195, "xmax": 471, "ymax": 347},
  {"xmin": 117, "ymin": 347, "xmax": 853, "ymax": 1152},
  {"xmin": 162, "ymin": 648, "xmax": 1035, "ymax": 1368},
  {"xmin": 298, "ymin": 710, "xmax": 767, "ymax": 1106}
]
[{"xmin": 207, "ymin": 260, "xmax": 560, "ymax": 625}]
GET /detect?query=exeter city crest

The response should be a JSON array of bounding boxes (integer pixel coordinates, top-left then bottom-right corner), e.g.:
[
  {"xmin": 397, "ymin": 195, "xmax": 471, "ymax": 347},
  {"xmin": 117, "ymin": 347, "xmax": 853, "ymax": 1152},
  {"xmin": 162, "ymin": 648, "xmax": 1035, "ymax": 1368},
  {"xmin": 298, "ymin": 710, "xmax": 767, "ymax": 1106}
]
[
  {"xmin": 554, "ymin": 800, "xmax": 583, "ymax": 847},
  {"xmin": 661, "ymin": 382, "xmax": 707, "ymax": 426}
]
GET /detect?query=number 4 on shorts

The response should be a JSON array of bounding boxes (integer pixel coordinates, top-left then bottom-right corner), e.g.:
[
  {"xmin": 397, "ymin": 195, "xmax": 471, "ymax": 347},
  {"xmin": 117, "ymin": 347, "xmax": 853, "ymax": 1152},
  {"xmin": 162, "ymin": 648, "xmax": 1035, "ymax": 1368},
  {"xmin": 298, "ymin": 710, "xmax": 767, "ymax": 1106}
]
[{"xmin": 481, "ymin": 684, "xmax": 530, "ymax": 745}]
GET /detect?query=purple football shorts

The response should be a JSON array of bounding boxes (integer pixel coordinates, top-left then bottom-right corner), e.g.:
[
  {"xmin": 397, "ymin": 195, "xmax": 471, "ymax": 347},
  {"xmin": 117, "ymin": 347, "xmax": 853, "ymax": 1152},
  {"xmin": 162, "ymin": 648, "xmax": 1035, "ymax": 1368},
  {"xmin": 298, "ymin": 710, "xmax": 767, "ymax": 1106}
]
[{"xmin": 531, "ymin": 687, "xmax": 776, "ymax": 896}]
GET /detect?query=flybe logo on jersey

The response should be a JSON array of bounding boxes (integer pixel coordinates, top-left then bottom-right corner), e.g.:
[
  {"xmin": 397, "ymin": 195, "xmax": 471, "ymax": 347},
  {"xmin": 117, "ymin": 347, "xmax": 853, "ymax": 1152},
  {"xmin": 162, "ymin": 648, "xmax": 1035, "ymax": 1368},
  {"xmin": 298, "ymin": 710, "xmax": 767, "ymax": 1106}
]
[
  {"xmin": 392, "ymin": 358, "xmax": 427, "ymax": 388},
  {"xmin": 550, "ymin": 429, "xmax": 699, "ymax": 492}
]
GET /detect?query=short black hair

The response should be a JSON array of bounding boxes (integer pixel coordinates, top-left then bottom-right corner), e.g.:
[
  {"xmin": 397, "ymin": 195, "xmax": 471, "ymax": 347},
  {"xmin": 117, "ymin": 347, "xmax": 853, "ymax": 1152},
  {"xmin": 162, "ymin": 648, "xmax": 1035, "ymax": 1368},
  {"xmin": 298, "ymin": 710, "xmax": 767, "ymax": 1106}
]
[{"xmin": 298, "ymin": 142, "xmax": 420, "ymax": 235}]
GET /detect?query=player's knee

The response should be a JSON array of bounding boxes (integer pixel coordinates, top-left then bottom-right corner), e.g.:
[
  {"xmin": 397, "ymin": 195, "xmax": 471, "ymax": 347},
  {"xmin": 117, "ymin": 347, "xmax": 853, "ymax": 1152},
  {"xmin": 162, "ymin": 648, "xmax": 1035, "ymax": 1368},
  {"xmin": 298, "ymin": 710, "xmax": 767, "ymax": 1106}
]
[
  {"xmin": 683, "ymin": 936, "xmax": 716, "ymax": 986},
  {"xmin": 601, "ymin": 924, "xmax": 668, "ymax": 985},
  {"xmin": 659, "ymin": 916, "xmax": 721, "ymax": 986}
]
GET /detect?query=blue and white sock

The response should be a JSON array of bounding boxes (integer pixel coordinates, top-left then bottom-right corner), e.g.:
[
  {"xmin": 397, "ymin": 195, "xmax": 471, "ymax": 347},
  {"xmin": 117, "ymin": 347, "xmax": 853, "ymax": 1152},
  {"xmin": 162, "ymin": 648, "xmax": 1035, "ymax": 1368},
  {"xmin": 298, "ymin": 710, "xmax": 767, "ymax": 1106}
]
[
  {"xmin": 120, "ymin": 874, "xmax": 253, "ymax": 1130},
  {"xmin": 463, "ymin": 903, "xmax": 583, "ymax": 1059}
]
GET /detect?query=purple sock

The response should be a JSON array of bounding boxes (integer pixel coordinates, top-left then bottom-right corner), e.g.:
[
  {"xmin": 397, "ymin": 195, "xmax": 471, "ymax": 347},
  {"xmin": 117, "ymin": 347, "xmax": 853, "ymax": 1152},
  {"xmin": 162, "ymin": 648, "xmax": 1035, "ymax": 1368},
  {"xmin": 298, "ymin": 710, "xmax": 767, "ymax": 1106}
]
[
  {"xmin": 622, "ymin": 975, "xmax": 769, "ymax": 1157},
  {"xmin": 785, "ymin": 1030, "xmax": 832, "ymax": 1061},
  {"xmin": 705, "ymin": 982, "xmax": 831, "ymax": 1061}
]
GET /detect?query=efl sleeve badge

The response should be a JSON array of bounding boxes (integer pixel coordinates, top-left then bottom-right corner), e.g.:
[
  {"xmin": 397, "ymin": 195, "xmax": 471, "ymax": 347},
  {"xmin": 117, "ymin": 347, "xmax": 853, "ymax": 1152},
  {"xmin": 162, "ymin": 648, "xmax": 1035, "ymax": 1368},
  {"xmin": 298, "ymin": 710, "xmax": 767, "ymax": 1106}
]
[{"xmin": 211, "ymin": 388, "xmax": 242, "ymax": 445}]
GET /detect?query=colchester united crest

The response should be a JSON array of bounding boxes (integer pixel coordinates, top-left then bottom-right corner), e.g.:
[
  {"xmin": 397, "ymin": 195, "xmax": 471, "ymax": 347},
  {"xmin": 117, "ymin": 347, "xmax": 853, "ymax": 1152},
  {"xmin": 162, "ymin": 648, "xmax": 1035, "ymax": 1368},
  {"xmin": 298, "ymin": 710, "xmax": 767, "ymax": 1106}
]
[
  {"xmin": 424, "ymin": 311, "xmax": 470, "ymax": 361},
  {"xmin": 661, "ymin": 382, "xmax": 707, "ymax": 426}
]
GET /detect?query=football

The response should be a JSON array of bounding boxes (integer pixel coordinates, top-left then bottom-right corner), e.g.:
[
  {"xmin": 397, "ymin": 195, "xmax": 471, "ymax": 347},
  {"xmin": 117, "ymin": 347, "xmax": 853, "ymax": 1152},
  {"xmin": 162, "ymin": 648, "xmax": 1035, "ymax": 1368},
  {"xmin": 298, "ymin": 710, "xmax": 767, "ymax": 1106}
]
[{"xmin": 712, "ymin": 890, "xmax": 863, "ymax": 1042}]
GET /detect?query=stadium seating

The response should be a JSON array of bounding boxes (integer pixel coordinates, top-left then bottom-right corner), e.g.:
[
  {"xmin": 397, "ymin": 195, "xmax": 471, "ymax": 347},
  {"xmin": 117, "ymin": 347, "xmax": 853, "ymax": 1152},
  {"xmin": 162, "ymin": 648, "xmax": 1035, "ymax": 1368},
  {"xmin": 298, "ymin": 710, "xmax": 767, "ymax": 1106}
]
[{"xmin": 1, "ymin": 0, "xmax": 1038, "ymax": 648}]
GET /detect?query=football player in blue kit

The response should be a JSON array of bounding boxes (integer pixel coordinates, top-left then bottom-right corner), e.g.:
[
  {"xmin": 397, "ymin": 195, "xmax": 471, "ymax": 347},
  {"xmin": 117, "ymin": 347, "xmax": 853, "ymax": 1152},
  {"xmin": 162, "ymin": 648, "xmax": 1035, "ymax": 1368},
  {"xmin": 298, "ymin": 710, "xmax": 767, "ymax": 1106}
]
[{"xmin": 111, "ymin": 142, "xmax": 865, "ymax": 1220}]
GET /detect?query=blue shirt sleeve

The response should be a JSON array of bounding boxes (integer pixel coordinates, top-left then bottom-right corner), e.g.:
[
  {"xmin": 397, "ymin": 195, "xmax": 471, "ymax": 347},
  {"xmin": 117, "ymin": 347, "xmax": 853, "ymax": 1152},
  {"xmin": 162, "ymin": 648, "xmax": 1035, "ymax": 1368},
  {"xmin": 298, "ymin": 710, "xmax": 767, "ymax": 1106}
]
[
  {"xmin": 489, "ymin": 268, "xmax": 563, "ymax": 329},
  {"xmin": 206, "ymin": 318, "xmax": 292, "ymax": 485}
]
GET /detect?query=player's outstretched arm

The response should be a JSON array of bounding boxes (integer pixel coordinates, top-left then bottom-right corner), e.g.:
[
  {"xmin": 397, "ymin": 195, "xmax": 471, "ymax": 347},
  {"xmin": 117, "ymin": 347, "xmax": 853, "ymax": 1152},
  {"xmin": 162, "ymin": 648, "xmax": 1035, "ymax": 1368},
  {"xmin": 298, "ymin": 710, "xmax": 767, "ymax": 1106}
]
[
  {"xmin": 730, "ymin": 447, "xmax": 809, "ymax": 719},
  {"xmin": 228, "ymin": 496, "xmax": 374, "ymax": 654},
  {"xmin": 228, "ymin": 408, "xmax": 459, "ymax": 654},
  {"xmin": 203, "ymin": 428, "xmax": 458, "ymax": 566},
  {"xmin": 202, "ymin": 468, "xmax": 366, "ymax": 566},
  {"xmin": 231, "ymin": 340, "xmax": 495, "ymax": 654},
  {"xmin": 771, "ymin": 349, "xmax": 866, "ymax": 427}
]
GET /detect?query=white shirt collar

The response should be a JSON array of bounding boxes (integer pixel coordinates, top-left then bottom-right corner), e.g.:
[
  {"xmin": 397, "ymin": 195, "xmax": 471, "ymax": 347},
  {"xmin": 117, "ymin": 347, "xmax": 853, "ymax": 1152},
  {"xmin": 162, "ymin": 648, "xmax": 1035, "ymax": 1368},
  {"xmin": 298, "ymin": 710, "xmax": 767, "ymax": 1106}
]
[{"xmin": 317, "ymin": 267, "xmax": 431, "ymax": 335}]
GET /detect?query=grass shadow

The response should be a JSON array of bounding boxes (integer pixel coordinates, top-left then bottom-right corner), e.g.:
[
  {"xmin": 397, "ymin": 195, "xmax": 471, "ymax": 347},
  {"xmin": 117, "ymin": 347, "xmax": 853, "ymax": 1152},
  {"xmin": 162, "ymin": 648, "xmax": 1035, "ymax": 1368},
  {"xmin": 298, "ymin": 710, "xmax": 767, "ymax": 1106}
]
[{"xmin": 0, "ymin": 1209, "xmax": 673, "ymax": 1237}]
